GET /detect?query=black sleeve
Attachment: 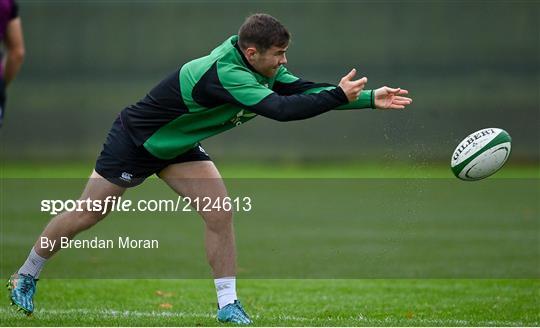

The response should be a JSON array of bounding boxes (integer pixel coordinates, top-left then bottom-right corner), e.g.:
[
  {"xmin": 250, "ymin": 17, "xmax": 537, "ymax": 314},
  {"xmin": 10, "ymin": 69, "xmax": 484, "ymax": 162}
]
[
  {"xmin": 272, "ymin": 78, "xmax": 336, "ymax": 96},
  {"xmin": 247, "ymin": 87, "xmax": 348, "ymax": 122},
  {"xmin": 217, "ymin": 63, "xmax": 349, "ymax": 122}
]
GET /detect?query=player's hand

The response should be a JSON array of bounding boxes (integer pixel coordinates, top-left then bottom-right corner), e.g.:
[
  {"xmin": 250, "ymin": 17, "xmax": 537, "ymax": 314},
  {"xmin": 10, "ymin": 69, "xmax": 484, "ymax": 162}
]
[
  {"xmin": 373, "ymin": 86, "xmax": 412, "ymax": 110},
  {"xmin": 338, "ymin": 69, "xmax": 368, "ymax": 102}
]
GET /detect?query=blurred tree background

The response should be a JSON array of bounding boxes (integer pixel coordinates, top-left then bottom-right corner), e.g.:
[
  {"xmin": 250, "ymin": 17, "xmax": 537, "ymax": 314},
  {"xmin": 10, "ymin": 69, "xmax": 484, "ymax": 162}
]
[{"xmin": 1, "ymin": 1, "xmax": 538, "ymax": 164}]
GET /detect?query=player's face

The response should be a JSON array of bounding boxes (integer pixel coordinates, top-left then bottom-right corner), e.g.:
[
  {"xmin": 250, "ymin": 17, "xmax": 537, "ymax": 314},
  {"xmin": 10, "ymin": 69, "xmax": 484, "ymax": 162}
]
[{"xmin": 252, "ymin": 45, "xmax": 288, "ymax": 78}]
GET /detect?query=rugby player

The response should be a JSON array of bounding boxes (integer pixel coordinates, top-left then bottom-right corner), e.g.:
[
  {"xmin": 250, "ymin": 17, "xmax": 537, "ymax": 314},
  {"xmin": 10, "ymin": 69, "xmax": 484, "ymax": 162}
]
[{"xmin": 8, "ymin": 13, "xmax": 412, "ymax": 324}]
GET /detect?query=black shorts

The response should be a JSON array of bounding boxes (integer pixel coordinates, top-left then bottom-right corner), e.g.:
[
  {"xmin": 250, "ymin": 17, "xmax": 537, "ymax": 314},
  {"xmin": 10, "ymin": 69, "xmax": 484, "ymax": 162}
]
[{"xmin": 95, "ymin": 115, "xmax": 211, "ymax": 188}]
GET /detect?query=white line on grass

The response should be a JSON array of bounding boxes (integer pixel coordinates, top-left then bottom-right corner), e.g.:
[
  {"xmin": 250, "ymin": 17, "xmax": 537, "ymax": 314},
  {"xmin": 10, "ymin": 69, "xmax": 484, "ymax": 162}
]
[
  {"xmin": 0, "ymin": 307, "xmax": 531, "ymax": 326},
  {"xmin": 1, "ymin": 307, "xmax": 214, "ymax": 319}
]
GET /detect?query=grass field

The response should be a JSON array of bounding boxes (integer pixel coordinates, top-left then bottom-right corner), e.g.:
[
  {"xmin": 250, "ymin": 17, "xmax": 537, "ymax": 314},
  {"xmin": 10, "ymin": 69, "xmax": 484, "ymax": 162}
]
[
  {"xmin": 1, "ymin": 161, "xmax": 539, "ymax": 326},
  {"xmin": 1, "ymin": 279, "xmax": 538, "ymax": 326}
]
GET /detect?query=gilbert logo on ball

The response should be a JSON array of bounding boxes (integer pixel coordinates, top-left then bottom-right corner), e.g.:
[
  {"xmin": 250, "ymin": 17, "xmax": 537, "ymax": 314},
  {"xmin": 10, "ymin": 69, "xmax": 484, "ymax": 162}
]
[{"xmin": 451, "ymin": 128, "xmax": 512, "ymax": 181}]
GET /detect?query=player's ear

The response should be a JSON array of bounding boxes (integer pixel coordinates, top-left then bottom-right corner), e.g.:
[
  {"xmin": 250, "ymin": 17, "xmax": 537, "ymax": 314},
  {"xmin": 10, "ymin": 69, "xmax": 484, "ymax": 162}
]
[{"xmin": 244, "ymin": 47, "xmax": 258, "ymax": 60}]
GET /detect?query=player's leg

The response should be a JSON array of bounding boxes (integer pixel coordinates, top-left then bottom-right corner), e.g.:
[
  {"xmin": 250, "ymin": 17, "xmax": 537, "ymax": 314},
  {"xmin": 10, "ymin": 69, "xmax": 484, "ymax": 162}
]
[
  {"xmin": 33, "ymin": 170, "xmax": 126, "ymax": 258},
  {"xmin": 8, "ymin": 170, "xmax": 126, "ymax": 315},
  {"xmin": 160, "ymin": 161, "xmax": 236, "ymax": 278},
  {"xmin": 159, "ymin": 160, "xmax": 251, "ymax": 324}
]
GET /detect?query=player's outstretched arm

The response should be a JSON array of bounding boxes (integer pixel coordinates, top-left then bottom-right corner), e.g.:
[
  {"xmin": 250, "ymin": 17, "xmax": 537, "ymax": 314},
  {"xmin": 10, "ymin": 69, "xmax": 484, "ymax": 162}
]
[
  {"xmin": 274, "ymin": 66, "xmax": 374, "ymax": 109},
  {"xmin": 372, "ymin": 86, "xmax": 412, "ymax": 110},
  {"xmin": 219, "ymin": 65, "xmax": 358, "ymax": 122},
  {"xmin": 244, "ymin": 68, "xmax": 369, "ymax": 121}
]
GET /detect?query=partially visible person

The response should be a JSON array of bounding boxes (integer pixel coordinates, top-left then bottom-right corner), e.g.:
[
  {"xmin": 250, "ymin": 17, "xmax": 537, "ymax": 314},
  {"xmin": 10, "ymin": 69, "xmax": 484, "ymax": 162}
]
[{"xmin": 0, "ymin": 0, "xmax": 25, "ymax": 127}]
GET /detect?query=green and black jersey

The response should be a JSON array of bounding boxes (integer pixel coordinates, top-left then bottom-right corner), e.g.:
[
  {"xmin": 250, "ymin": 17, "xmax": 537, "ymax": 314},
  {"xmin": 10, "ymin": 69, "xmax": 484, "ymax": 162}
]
[{"xmin": 120, "ymin": 35, "xmax": 374, "ymax": 160}]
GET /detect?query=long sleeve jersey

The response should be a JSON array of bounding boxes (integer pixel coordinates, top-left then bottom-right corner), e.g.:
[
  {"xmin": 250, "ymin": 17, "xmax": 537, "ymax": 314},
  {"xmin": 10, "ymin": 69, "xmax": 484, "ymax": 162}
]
[{"xmin": 121, "ymin": 35, "xmax": 374, "ymax": 160}]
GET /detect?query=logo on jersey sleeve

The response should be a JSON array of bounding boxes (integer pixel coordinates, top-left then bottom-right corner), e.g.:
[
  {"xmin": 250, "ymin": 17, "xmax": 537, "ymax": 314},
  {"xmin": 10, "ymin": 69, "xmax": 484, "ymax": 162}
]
[{"xmin": 230, "ymin": 110, "xmax": 257, "ymax": 126}]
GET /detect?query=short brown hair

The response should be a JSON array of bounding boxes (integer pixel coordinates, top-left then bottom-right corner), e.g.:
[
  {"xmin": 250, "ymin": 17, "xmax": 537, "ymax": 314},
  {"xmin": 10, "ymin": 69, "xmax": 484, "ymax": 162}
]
[{"xmin": 238, "ymin": 13, "xmax": 290, "ymax": 53}]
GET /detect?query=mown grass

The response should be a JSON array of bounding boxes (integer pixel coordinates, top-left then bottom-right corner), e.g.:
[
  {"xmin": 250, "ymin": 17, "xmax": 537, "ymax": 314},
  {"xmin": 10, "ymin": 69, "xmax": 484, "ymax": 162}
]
[
  {"xmin": 1, "ymin": 162, "xmax": 538, "ymax": 326},
  {"xmin": 2, "ymin": 279, "xmax": 539, "ymax": 326}
]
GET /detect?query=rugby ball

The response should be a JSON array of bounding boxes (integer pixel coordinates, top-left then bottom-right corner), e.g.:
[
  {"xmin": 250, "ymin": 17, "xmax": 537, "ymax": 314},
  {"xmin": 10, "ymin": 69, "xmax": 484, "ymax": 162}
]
[{"xmin": 451, "ymin": 128, "xmax": 511, "ymax": 181}]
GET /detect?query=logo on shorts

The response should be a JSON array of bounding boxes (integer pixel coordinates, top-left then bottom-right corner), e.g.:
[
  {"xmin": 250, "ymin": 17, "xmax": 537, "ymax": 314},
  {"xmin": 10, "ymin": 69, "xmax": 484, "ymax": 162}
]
[
  {"xmin": 198, "ymin": 145, "xmax": 208, "ymax": 155},
  {"xmin": 120, "ymin": 172, "xmax": 133, "ymax": 182}
]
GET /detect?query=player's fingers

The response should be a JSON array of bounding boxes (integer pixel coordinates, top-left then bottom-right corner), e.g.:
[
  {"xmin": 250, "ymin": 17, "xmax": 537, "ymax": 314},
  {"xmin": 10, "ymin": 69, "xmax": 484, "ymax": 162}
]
[
  {"xmin": 352, "ymin": 77, "xmax": 367, "ymax": 85},
  {"xmin": 343, "ymin": 68, "xmax": 356, "ymax": 81},
  {"xmin": 394, "ymin": 96, "xmax": 412, "ymax": 102},
  {"xmin": 352, "ymin": 80, "xmax": 365, "ymax": 89},
  {"xmin": 385, "ymin": 87, "xmax": 401, "ymax": 94},
  {"xmin": 393, "ymin": 99, "xmax": 411, "ymax": 105},
  {"xmin": 389, "ymin": 104, "xmax": 405, "ymax": 109},
  {"xmin": 397, "ymin": 89, "xmax": 409, "ymax": 95}
]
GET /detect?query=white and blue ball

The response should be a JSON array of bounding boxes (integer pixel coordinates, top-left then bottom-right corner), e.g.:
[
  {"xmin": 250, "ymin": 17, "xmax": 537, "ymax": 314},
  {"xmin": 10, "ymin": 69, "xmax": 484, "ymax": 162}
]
[{"xmin": 451, "ymin": 128, "xmax": 512, "ymax": 181}]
